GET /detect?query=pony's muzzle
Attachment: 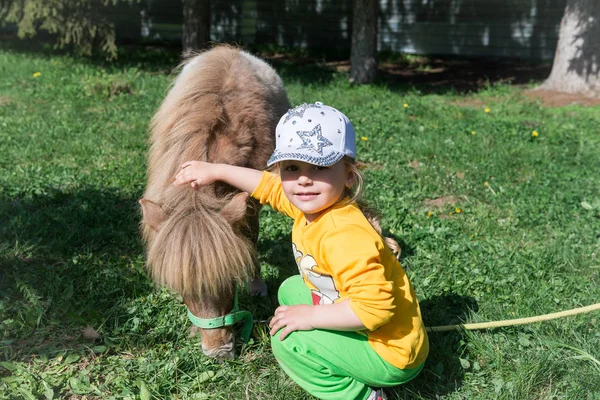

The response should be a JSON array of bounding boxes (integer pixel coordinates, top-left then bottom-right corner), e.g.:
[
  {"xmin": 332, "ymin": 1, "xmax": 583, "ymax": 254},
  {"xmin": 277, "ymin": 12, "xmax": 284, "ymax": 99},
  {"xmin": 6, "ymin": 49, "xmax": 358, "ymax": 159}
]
[{"xmin": 201, "ymin": 338, "xmax": 235, "ymax": 359}]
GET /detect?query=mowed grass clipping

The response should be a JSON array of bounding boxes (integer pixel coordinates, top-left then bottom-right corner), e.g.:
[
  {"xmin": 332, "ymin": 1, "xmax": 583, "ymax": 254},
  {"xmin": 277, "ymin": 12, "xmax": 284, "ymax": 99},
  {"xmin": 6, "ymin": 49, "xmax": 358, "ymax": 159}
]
[{"xmin": 1, "ymin": 43, "xmax": 599, "ymax": 400}]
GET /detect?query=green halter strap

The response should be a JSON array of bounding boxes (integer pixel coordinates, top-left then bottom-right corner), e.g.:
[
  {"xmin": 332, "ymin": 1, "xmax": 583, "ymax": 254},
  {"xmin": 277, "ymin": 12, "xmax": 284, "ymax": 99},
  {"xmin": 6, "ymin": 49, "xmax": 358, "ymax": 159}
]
[{"xmin": 186, "ymin": 288, "xmax": 254, "ymax": 343}]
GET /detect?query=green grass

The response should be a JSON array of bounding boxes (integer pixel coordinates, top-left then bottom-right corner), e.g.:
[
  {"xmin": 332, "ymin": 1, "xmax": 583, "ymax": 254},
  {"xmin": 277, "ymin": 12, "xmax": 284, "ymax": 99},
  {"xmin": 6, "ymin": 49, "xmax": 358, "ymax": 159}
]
[{"xmin": 1, "ymin": 42, "xmax": 599, "ymax": 399}]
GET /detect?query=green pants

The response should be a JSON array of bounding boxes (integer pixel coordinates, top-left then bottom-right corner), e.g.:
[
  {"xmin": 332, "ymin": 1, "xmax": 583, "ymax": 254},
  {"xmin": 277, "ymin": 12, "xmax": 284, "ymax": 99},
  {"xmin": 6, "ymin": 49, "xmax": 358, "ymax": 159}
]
[{"xmin": 270, "ymin": 276, "xmax": 424, "ymax": 400}]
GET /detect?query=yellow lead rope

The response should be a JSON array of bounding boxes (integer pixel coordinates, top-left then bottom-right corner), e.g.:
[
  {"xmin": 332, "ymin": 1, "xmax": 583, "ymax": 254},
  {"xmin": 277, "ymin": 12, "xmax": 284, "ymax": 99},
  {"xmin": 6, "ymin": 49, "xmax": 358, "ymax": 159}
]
[{"xmin": 426, "ymin": 302, "xmax": 600, "ymax": 332}]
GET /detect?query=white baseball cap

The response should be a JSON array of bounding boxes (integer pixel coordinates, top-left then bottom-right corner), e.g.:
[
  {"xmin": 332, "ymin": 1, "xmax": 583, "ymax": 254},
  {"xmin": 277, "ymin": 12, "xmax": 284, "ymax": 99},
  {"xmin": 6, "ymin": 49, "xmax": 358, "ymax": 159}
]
[{"xmin": 267, "ymin": 102, "xmax": 356, "ymax": 167}]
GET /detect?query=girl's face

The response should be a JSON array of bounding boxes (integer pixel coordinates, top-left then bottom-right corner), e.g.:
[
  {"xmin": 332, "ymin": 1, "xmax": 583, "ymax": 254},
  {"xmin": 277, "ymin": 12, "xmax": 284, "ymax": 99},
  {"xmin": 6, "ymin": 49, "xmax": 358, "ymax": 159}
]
[{"xmin": 279, "ymin": 160, "xmax": 355, "ymax": 223}]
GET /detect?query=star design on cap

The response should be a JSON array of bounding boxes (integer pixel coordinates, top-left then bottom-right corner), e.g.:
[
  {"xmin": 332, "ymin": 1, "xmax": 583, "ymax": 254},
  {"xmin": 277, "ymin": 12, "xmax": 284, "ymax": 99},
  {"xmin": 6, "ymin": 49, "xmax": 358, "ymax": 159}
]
[
  {"xmin": 282, "ymin": 103, "xmax": 321, "ymax": 124},
  {"xmin": 296, "ymin": 124, "xmax": 332, "ymax": 155}
]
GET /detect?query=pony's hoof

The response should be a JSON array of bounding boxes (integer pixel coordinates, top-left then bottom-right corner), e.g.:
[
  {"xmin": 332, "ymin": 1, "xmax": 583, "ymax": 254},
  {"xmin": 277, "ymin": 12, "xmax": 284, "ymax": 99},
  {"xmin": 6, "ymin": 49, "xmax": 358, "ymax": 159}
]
[{"xmin": 248, "ymin": 277, "xmax": 268, "ymax": 297}]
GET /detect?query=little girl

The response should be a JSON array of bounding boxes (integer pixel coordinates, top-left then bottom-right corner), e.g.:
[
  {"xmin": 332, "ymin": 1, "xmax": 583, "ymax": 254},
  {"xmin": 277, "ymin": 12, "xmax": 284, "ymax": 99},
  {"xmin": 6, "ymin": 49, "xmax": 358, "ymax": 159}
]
[{"xmin": 174, "ymin": 102, "xmax": 429, "ymax": 400}]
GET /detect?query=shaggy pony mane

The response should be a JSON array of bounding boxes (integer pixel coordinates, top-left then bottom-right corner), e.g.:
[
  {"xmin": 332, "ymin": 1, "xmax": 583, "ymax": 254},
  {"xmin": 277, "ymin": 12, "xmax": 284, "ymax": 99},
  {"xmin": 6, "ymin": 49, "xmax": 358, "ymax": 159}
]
[{"xmin": 141, "ymin": 45, "xmax": 289, "ymax": 300}]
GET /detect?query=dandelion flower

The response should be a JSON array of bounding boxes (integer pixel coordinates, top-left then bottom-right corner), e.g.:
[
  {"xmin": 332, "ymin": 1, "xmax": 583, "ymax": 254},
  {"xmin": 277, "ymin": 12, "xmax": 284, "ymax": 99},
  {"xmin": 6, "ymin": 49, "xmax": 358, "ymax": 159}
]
[
  {"xmin": 532, "ymin": 131, "xmax": 539, "ymax": 137},
  {"xmin": 484, "ymin": 107, "xmax": 490, "ymax": 113},
  {"xmin": 361, "ymin": 136, "xmax": 368, "ymax": 141},
  {"xmin": 427, "ymin": 211, "xmax": 433, "ymax": 218},
  {"xmin": 484, "ymin": 182, "xmax": 497, "ymax": 196},
  {"xmin": 471, "ymin": 131, "xmax": 476, "ymax": 135},
  {"xmin": 403, "ymin": 103, "xmax": 409, "ymax": 108},
  {"xmin": 33, "ymin": 72, "xmax": 41, "ymax": 78},
  {"xmin": 455, "ymin": 207, "xmax": 462, "ymax": 213}
]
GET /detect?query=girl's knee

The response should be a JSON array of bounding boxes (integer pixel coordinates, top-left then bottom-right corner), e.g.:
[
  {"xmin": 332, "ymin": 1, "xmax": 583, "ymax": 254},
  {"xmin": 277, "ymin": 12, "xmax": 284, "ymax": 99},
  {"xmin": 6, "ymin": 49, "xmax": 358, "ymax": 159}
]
[
  {"xmin": 270, "ymin": 331, "xmax": 306, "ymax": 364},
  {"xmin": 270, "ymin": 333, "xmax": 289, "ymax": 360},
  {"xmin": 277, "ymin": 275, "xmax": 312, "ymax": 306}
]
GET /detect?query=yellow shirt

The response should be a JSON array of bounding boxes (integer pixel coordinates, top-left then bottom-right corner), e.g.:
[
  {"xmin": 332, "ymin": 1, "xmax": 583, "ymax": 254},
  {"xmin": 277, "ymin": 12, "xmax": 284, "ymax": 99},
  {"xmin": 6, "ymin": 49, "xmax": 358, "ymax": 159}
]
[{"xmin": 252, "ymin": 171, "xmax": 429, "ymax": 369}]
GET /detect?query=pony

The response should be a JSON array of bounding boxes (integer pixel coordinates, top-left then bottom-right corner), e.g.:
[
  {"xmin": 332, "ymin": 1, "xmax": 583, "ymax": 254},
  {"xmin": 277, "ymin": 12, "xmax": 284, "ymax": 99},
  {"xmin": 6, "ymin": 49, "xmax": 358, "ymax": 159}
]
[{"xmin": 139, "ymin": 45, "xmax": 290, "ymax": 359}]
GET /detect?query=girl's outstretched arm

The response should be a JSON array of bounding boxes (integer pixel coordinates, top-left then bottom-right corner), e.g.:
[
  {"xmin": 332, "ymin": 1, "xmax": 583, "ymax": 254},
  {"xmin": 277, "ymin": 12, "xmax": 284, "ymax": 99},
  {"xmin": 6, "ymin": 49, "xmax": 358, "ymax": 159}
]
[{"xmin": 173, "ymin": 161, "xmax": 263, "ymax": 193}]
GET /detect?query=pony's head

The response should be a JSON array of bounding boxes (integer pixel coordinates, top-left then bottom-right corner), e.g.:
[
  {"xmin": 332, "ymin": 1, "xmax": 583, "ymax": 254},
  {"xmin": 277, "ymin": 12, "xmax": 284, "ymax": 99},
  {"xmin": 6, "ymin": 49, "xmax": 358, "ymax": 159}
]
[{"xmin": 140, "ymin": 190, "xmax": 256, "ymax": 359}]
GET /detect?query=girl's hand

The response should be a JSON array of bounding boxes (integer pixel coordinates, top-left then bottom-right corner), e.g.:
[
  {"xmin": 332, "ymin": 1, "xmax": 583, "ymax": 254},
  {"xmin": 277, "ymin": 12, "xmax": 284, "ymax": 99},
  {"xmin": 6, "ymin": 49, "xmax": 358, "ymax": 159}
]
[
  {"xmin": 173, "ymin": 161, "xmax": 216, "ymax": 188},
  {"xmin": 269, "ymin": 304, "xmax": 316, "ymax": 340}
]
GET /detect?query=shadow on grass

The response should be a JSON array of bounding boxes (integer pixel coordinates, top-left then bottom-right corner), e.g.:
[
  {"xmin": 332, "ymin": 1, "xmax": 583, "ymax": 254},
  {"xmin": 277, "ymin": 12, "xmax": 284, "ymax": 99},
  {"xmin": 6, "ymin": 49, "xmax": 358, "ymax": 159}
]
[
  {"xmin": 391, "ymin": 294, "xmax": 478, "ymax": 398},
  {"xmin": 1, "ymin": 34, "xmax": 552, "ymax": 95},
  {"xmin": 258, "ymin": 237, "xmax": 294, "ymax": 274},
  {"xmin": 262, "ymin": 51, "xmax": 551, "ymax": 95},
  {"xmin": 374, "ymin": 56, "xmax": 551, "ymax": 95},
  {"xmin": 240, "ymin": 237, "xmax": 296, "ymax": 322},
  {"xmin": 377, "ymin": 233, "xmax": 474, "ymax": 396},
  {"xmin": 0, "ymin": 187, "xmax": 153, "ymax": 359},
  {"xmin": 0, "ymin": 34, "xmax": 182, "ymax": 75}
]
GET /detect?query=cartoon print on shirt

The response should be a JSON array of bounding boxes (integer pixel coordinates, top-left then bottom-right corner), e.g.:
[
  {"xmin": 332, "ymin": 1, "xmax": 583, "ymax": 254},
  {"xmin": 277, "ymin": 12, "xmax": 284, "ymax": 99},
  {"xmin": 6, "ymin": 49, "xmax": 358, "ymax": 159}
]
[{"xmin": 292, "ymin": 243, "xmax": 341, "ymax": 305}]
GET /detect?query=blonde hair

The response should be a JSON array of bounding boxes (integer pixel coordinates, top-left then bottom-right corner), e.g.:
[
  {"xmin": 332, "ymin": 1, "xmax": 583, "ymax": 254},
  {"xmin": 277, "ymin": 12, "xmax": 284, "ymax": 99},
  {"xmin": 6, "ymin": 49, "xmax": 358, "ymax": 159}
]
[
  {"xmin": 343, "ymin": 157, "xmax": 401, "ymax": 257},
  {"xmin": 342, "ymin": 156, "xmax": 364, "ymax": 204}
]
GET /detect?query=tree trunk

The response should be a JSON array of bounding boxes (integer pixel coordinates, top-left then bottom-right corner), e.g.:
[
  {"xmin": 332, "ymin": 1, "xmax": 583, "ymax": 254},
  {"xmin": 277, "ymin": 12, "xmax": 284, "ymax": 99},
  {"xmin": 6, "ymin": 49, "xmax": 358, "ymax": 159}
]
[
  {"xmin": 350, "ymin": 0, "xmax": 378, "ymax": 84},
  {"xmin": 182, "ymin": 0, "xmax": 210, "ymax": 55},
  {"xmin": 539, "ymin": 0, "xmax": 600, "ymax": 97}
]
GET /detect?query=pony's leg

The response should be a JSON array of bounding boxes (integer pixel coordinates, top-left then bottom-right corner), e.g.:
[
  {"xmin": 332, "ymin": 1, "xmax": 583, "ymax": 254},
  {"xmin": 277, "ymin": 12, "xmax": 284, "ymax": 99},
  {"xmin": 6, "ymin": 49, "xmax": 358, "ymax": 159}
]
[
  {"xmin": 249, "ymin": 276, "xmax": 268, "ymax": 297},
  {"xmin": 247, "ymin": 198, "xmax": 268, "ymax": 297}
]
